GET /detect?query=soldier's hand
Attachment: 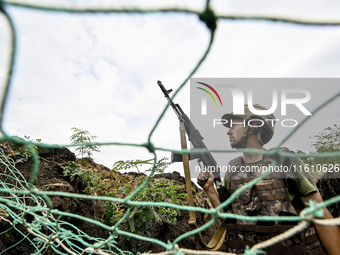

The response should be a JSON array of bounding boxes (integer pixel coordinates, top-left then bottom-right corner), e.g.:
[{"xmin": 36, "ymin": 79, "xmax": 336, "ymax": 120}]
[{"xmin": 197, "ymin": 170, "xmax": 215, "ymax": 192}]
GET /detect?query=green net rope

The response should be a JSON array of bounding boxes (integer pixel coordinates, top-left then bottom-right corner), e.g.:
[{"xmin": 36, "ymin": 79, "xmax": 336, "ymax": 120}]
[{"xmin": 1, "ymin": 1, "xmax": 340, "ymax": 254}]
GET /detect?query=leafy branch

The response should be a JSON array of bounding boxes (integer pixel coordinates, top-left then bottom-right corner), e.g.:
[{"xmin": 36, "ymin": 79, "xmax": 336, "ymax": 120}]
[
  {"xmin": 112, "ymin": 157, "xmax": 169, "ymax": 173},
  {"xmin": 69, "ymin": 127, "xmax": 100, "ymax": 158}
]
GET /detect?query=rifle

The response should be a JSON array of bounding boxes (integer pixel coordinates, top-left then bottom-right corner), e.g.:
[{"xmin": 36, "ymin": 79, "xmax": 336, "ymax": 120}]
[{"xmin": 157, "ymin": 80, "xmax": 229, "ymax": 201}]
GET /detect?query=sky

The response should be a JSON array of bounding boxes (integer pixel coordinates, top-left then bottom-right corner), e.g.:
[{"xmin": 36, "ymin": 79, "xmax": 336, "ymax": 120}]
[{"xmin": 1, "ymin": 0, "xmax": 340, "ymax": 175}]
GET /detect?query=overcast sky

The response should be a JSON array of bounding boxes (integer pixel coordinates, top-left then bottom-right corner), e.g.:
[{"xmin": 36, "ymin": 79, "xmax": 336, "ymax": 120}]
[{"xmin": 1, "ymin": 0, "xmax": 340, "ymax": 174}]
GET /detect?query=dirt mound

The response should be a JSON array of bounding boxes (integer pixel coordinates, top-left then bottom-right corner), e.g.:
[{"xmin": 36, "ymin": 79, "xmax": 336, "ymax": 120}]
[{"xmin": 0, "ymin": 141, "xmax": 217, "ymax": 254}]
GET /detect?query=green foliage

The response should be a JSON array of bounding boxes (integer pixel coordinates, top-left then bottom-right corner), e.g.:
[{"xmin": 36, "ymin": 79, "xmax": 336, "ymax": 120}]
[
  {"xmin": 104, "ymin": 177, "xmax": 187, "ymax": 236},
  {"xmin": 303, "ymin": 124, "xmax": 340, "ymax": 166},
  {"xmin": 77, "ymin": 157, "xmax": 94, "ymax": 167},
  {"xmin": 105, "ymin": 156, "xmax": 185, "ymax": 236},
  {"xmin": 81, "ymin": 169, "xmax": 110, "ymax": 194},
  {"xmin": 12, "ymin": 136, "xmax": 42, "ymax": 163},
  {"xmin": 69, "ymin": 127, "xmax": 101, "ymax": 158},
  {"xmin": 14, "ymin": 147, "xmax": 31, "ymax": 163},
  {"xmin": 61, "ymin": 161, "xmax": 82, "ymax": 182},
  {"xmin": 62, "ymin": 156, "xmax": 183, "ymax": 237},
  {"xmin": 311, "ymin": 124, "xmax": 340, "ymax": 152},
  {"xmin": 62, "ymin": 161, "xmax": 109, "ymax": 194},
  {"xmin": 112, "ymin": 157, "xmax": 169, "ymax": 173}
]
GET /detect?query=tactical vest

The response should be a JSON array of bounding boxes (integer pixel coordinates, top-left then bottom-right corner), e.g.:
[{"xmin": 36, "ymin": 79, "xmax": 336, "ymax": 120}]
[{"xmin": 222, "ymin": 149, "xmax": 327, "ymax": 255}]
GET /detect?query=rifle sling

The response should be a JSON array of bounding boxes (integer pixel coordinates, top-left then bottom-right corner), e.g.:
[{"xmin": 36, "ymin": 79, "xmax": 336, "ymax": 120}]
[{"xmin": 179, "ymin": 122, "xmax": 226, "ymax": 251}]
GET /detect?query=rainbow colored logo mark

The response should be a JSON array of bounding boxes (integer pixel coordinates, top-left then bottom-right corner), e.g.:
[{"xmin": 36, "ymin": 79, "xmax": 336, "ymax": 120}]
[{"xmin": 196, "ymin": 82, "xmax": 222, "ymax": 106}]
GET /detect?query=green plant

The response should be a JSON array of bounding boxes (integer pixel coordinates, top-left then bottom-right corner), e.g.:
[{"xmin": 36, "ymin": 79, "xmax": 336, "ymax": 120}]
[
  {"xmin": 62, "ymin": 161, "xmax": 109, "ymax": 194},
  {"xmin": 299, "ymin": 124, "xmax": 340, "ymax": 166},
  {"xmin": 81, "ymin": 169, "xmax": 110, "ymax": 194},
  {"xmin": 14, "ymin": 148, "xmax": 31, "ymax": 163},
  {"xmin": 112, "ymin": 157, "xmax": 169, "ymax": 173},
  {"xmin": 69, "ymin": 127, "xmax": 101, "ymax": 158},
  {"xmin": 105, "ymin": 157, "xmax": 183, "ymax": 235},
  {"xmin": 12, "ymin": 136, "xmax": 42, "ymax": 163},
  {"xmin": 310, "ymin": 124, "xmax": 340, "ymax": 164},
  {"xmin": 105, "ymin": 200, "xmax": 125, "ymax": 226},
  {"xmin": 105, "ymin": 177, "xmax": 187, "ymax": 236},
  {"xmin": 62, "ymin": 155, "xmax": 184, "ymax": 236},
  {"xmin": 61, "ymin": 161, "xmax": 82, "ymax": 181}
]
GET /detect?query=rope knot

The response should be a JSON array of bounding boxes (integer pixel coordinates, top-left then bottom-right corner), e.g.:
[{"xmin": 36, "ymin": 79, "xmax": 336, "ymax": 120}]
[
  {"xmin": 199, "ymin": 7, "xmax": 217, "ymax": 32},
  {"xmin": 304, "ymin": 200, "xmax": 324, "ymax": 219},
  {"xmin": 143, "ymin": 141, "xmax": 155, "ymax": 153}
]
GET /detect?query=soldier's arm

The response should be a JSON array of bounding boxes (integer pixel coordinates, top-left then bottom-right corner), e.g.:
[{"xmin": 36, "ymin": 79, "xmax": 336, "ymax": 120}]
[{"xmin": 301, "ymin": 192, "xmax": 340, "ymax": 255}]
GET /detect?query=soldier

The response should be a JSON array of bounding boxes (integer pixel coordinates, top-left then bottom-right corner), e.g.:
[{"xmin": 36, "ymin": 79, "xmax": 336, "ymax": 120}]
[{"xmin": 198, "ymin": 104, "xmax": 340, "ymax": 254}]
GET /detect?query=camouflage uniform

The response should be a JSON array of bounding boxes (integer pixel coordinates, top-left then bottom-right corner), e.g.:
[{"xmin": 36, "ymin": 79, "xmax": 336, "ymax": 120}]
[
  {"xmin": 221, "ymin": 149, "xmax": 326, "ymax": 254},
  {"xmin": 220, "ymin": 105, "xmax": 327, "ymax": 254}
]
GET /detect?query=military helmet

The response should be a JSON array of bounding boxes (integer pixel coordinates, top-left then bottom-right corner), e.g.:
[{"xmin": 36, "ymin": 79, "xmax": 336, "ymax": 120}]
[{"xmin": 221, "ymin": 104, "xmax": 275, "ymax": 146}]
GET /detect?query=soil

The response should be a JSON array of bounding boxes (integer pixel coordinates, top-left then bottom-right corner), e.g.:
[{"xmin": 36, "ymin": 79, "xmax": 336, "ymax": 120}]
[{"xmin": 0, "ymin": 142, "xmax": 218, "ymax": 254}]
